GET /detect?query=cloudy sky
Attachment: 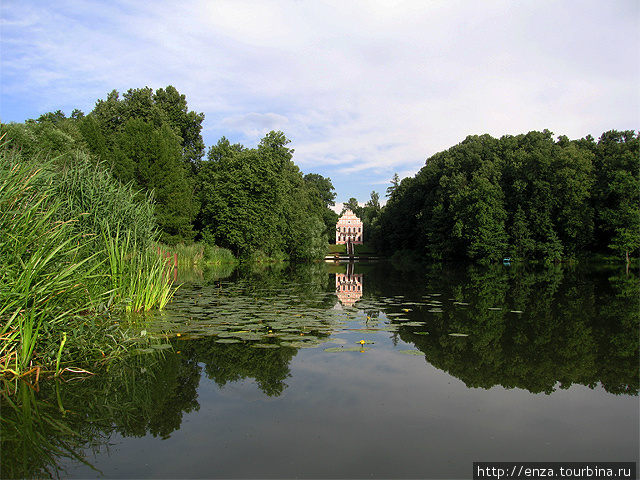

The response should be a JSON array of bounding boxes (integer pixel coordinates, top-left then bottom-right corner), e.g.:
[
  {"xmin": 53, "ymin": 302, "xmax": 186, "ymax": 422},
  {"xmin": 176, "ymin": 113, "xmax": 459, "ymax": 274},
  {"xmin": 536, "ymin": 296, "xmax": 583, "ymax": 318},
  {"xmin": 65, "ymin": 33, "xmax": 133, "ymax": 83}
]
[{"xmin": 2, "ymin": 1, "xmax": 638, "ymax": 206}]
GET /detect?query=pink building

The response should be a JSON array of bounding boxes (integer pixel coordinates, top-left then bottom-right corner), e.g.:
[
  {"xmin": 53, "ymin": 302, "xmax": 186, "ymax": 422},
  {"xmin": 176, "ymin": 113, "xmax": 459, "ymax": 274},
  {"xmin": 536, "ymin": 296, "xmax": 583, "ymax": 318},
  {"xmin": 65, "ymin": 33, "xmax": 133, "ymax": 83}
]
[
  {"xmin": 336, "ymin": 263, "xmax": 363, "ymax": 307},
  {"xmin": 335, "ymin": 209, "xmax": 363, "ymax": 245}
]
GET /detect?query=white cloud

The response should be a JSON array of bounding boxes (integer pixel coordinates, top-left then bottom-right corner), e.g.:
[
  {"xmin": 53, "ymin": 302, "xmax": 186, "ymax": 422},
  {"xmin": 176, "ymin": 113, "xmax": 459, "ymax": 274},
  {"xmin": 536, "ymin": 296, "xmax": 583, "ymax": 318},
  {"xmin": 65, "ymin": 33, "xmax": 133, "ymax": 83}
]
[
  {"xmin": 219, "ymin": 112, "xmax": 290, "ymax": 141},
  {"xmin": 1, "ymin": 0, "xmax": 638, "ymax": 203}
]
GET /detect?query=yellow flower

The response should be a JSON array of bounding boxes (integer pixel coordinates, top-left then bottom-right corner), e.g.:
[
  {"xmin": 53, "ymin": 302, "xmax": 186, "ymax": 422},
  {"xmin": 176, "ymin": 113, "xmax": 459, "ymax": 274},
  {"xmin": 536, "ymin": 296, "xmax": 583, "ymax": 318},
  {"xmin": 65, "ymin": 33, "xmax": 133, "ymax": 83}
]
[{"xmin": 359, "ymin": 340, "xmax": 366, "ymax": 345}]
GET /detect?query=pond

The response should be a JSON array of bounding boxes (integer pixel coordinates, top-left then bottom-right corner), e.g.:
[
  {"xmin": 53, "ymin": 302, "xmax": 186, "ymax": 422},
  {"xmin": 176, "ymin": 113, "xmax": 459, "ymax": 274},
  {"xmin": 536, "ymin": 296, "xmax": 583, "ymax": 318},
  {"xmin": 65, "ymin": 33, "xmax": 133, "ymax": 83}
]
[{"xmin": 2, "ymin": 261, "xmax": 638, "ymax": 479}]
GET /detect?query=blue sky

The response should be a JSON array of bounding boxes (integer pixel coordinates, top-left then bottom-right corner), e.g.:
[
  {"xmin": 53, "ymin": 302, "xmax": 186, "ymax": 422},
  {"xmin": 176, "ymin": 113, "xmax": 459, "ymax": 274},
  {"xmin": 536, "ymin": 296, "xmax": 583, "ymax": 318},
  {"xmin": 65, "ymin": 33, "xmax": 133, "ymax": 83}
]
[{"xmin": 1, "ymin": 1, "xmax": 638, "ymax": 208}]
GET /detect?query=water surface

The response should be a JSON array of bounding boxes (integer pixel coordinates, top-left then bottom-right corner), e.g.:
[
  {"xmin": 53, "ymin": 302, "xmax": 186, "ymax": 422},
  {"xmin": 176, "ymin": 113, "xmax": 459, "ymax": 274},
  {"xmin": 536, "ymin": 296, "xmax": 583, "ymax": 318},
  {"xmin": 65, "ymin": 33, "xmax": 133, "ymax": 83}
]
[{"xmin": 2, "ymin": 261, "xmax": 638, "ymax": 479}]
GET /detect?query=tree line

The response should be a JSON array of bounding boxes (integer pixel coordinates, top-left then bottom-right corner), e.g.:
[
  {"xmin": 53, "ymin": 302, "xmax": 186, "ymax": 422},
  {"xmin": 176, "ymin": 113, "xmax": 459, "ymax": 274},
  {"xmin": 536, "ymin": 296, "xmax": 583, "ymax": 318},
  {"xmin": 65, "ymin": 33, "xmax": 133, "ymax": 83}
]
[
  {"xmin": 2, "ymin": 86, "xmax": 637, "ymax": 263},
  {"xmin": 1, "ymin": 85, "xmax": 338, "ymax": 261},
  {"xmin": 372, "ymin": 130, "xmax": 638, "ymax": 262}
]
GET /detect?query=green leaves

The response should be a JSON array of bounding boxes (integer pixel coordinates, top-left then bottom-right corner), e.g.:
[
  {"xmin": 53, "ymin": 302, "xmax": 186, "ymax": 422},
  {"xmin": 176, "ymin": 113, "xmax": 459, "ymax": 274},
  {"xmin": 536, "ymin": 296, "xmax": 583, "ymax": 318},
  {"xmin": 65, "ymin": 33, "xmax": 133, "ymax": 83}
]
[
  {"xmin": 198, "ymin": 132, "xmax": 330, "ymax": 261},
  {"xmin": 87, "ymin": 86, "xmax": 203, "ymax": 245},
  {"xmin": 376, "ymin": 129, "xmax": 639, "ymax": 262}
]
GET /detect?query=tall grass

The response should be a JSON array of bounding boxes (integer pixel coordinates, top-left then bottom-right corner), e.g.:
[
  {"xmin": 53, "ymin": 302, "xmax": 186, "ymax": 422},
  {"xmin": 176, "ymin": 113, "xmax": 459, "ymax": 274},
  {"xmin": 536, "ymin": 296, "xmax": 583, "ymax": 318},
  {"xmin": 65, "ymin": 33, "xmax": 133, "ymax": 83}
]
[
  {"xmin": 53, "ymin": 154, "xmax": 157, "ymax": 250},
  {"xmin": 0, "ymin": 154, "xmax": 101, "ymax": 376},
  {"xmin": 0, "ymin": 141, "xmax": 176, "ymax": 378},
  {"xmin": 157, "ymin": 241, "xmax": 237, "ymax": 267},
  {"xmin": 102, "ymin": 224, "xmax": 177, "ymax": 312}
]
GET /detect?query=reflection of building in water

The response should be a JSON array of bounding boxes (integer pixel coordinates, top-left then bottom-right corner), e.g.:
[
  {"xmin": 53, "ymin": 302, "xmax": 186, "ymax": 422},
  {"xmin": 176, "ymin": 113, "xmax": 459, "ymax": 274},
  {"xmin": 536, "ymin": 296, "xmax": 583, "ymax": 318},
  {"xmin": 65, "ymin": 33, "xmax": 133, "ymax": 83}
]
[
  {"xmin": 336, "ymin": 262, "xmax": 363, "ymax": 307},
  {"xmin": 336, "ymin": 209, "xmax": 363, "ymax": 255}
]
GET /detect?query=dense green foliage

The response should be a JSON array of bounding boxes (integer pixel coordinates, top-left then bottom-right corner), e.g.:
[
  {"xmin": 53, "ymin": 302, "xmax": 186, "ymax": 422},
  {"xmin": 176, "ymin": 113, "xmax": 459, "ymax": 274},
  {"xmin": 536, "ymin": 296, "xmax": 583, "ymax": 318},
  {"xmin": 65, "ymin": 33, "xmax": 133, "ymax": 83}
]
[
  {"xmin": 197, "ymin": 132, "xmax": 335, "ymax": 260},
  {"xmin": 0, "ymin": 144, "xmax": 175, "ymax": 376},
  {"xmin": 1, "ymin": 86, "xmax": 337, "ymax": 256},
  {"xmin": 375, "ymin": 130, "xmax": 638, "ymax": 262},
  {"xmin": 81, "ymin": 86, "xmax": 202, "ymax": 244},
  {"xmin": 8, "ymin": 87, "xmax": 634, "ymax": 263},
  {"xmin": 1, "ymin": 86, "xmax": 202, "ymax": 245},
  {"xmin": 3, "ymin": 84, "xmax": 636, "ymax": 263}
]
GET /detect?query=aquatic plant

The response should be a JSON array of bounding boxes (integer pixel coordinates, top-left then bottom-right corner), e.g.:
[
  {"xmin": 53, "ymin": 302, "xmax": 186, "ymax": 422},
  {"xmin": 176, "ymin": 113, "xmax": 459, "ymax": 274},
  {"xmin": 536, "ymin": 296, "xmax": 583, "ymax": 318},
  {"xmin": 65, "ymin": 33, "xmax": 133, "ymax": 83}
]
[
  {"xmin": 102, "ymin": 224, "xmax": 177, "ymax": 312},
  {"xmin": 0, "ymin": 140, "xmax": 176, "ymax": 378},
  {"xmin": 156, "ymin": 241, "xmax": 237, "ymax": 268},
  {"xmin": 0, "ymin": 151, "xmax": 102, "ymax": 376}
]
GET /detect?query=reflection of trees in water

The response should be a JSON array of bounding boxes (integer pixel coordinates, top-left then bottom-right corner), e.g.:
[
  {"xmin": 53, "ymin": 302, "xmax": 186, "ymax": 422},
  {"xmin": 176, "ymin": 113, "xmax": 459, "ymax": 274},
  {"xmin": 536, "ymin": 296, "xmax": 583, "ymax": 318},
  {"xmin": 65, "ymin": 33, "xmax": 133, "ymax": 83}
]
[
  {"xmin": 369, "ymin": 263, "xmax": 638, "ymax": 396},
  {"xmin": 2, "ymin": 262, "xmax": 636, "ymax": 477},
  {"xmin": 1, "ymin": 350, "xmax": 201, "ymax": 478},
  {"xmin": 0, "ymin": 263, "xmax": 335, "ymax": 478},
  {"xmin": 185, "ymin": 339, "xmax": 298, "ymax": 397},
  {"xmin": 1, "ymin": 339, "xmax": 300, "ymax": 477}
]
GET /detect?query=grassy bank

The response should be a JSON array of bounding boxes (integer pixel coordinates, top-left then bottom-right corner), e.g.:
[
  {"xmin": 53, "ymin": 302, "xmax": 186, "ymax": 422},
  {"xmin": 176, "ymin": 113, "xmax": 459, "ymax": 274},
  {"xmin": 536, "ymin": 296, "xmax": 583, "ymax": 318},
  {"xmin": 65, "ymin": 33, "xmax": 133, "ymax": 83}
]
[
  {"xmin": 0, "ymin": 143, "xmax": 182, "ymax": 380},
  {"xmin": 156, "ymin": 242, "xmax": 237, "ymax": 268}
]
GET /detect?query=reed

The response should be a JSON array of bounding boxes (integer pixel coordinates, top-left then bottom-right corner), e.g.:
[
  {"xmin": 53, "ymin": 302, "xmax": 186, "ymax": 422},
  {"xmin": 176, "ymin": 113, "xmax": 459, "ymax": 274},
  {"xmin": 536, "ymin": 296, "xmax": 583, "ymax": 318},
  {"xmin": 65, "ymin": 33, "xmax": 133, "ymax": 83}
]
[
  {"xmin": 0, "ymin": 141, "xmax": 175, "ymax": 378},
  {"xmin": 157, "ymin": 241, "xmax": 237, "ymax": 267},
  {"xmin": 0, "ymin": 153, "xmax": 101, "ymax": 376},
  {"xmin": 101, "ymin": 224, "xmax": 177, "ymax": 312}
]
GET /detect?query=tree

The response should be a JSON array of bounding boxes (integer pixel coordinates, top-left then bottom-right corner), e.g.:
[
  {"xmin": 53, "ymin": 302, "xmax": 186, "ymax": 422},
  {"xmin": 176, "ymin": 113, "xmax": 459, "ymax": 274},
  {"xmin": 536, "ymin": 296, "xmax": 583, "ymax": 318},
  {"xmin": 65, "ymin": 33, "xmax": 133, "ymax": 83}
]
[
  {"xmin": 115, "ymin": 118, "xmax": 197, "ymax": 244},
  {"xmin": 153, "ymin": 86, "xmax": 205, "ymax": 173},
  {"xmin": 304, "ymin": 173, "xmax": 339, "ymax": 241},
  {"xmin": 198, "ymin": 132, "xmax": 328, "ymax": 260},
  {"xmin": 365, "ymin": 191, "xmax": 381, "ymax": 211},
  {"xmin": 374, "ymin": 128, "xmax": 637, "ymax": 262},
  {"xmin": 386, "ymin": 173, "xmax": 400, "ymax": 197},
  {"xmin": 80, "ymin": 86, "xmax": 204, "ymax": 244},
  {"xmin": 593, "ymin": 131, "xmax": 640, "ymax": 263},
  {"xmin": 343, "ymin": 197, "xmax": 361, "ymax": 215},
  {"xmin": 510, "ymin": 205, "xmax": 535, "ymax": 259}
]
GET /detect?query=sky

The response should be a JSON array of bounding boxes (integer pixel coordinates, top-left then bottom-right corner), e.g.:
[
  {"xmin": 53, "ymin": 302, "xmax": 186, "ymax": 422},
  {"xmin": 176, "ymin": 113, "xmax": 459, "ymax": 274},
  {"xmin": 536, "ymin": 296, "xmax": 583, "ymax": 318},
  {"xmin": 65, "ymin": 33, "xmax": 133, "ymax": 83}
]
[{"xmin": 1, "ymin": 0, "xmax": 638, "ymax": 208}]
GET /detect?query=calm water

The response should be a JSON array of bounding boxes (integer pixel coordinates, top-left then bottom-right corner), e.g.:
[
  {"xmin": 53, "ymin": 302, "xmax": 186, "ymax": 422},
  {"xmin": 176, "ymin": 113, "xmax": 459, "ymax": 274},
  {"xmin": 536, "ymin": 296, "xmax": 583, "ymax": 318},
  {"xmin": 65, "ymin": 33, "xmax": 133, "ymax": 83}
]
[{"xmin": 2, "ymin": 261, "xmax": 638, "ymax": 479}]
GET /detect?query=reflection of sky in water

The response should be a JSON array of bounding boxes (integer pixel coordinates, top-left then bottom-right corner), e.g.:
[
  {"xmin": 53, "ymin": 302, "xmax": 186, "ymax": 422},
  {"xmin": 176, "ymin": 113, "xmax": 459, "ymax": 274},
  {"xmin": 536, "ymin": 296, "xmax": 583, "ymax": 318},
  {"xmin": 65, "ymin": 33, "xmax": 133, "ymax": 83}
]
[
  {"xmin": 59, "ymin": 264, "xmax": 639, "ymax": 479},
  {"xmin": 62, "ymin": 326, "xmax": 639, "ymax": 479}
]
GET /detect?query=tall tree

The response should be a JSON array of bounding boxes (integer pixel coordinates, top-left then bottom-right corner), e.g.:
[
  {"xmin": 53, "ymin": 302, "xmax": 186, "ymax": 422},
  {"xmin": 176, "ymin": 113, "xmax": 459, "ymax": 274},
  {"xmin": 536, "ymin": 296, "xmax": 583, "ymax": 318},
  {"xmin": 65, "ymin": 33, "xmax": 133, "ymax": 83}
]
[
  {"xmin": 79, "ymin": 86, "xmax": 203, "ymax": 244},
  {"xmin": 303, "ymin": 173, "xmax": 338, "ymax": 241},
  {"xmin": 198, "ymin": 132, "xmax": 328, "ymax": 260},
  {"xmin": 343, "ymin": 197, "xmax": 361, "ymax": 215},
  {"xmin": 593, "ymin": 130, "xmax": 640, "ymax": 263},
  {"xmin": 386, "ymin": 173, "xmax": 400, "ymax": 198},
  {"xmin": 153, "ymin": 86, "xmax": 205, "ymax": 173},
  {"xmin": 115, "ymin": 118, "xmax": 197, "ymax": 244}
]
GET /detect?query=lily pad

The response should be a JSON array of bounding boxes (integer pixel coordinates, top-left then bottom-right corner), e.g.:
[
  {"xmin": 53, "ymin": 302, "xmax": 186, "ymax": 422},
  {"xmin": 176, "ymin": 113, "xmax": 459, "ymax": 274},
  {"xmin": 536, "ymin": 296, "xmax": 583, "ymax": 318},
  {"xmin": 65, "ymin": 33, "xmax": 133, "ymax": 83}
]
[
  {"xmin": 449, "ymin": 333, "xmax": 469, "ymax": 337},
  {"xmin": 399, "ymin": 350, "xmax": 425, "ymax": 356},
  {"xmin": 324, "ymin": 346, "xmax": 371, "ymax": 353},
  {"xmin": 281, "ymin": 341, "xmax": 320, "ymax": 348},
  {"xmin": 215, "ymin": 338, "xmax": 242, "ymax": 343},
  {"xmin": 379, "ymin": 325, "xmax": 400, "ymax": 332},
  {"xmin": 350, "ymin": 328, "xmax": 379, "ymax": 334}
]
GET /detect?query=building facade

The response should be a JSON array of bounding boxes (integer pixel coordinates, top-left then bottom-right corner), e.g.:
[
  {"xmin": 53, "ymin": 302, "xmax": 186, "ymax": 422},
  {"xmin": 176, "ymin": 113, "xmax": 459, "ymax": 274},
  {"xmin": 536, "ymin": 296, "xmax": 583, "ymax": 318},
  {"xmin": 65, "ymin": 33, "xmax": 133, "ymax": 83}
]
[
  {"xmin": 335, "ymin": 209, "xmax": 363, "ymax": 245},
  {"xmin": 335, "ymin": 262, "xmax": 363, "ymax": 307}
]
